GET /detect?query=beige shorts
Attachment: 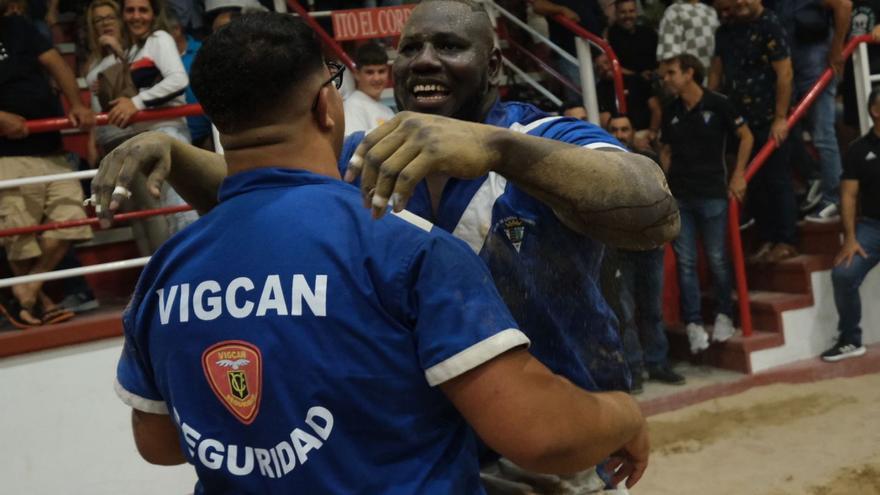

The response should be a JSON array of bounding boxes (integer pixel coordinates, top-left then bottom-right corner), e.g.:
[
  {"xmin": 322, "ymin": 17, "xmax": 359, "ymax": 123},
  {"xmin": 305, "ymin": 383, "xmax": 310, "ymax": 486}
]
[{"xmin": 0, "ymin": 155, "xmax": 94, "ymax": 261}]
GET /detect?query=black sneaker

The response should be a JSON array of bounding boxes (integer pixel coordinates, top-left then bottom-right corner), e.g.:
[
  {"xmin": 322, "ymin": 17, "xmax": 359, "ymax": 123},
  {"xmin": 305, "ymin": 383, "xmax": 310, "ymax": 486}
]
[
  {"xmin": 647, "ymin": 365, "xmax": 686, "ymax": 385},
  {"xmin": 821, "ymin": 341, "xmax": 866, "ymax": 362}
]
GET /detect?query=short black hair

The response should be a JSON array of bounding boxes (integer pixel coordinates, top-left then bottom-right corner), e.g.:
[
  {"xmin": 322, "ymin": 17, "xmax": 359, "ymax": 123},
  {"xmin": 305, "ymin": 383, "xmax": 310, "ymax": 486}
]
[
  {"xmin": 558, "ymin": 99, "xmax": 585, "ymax": 115},
  {"xmin": 663, "ymin": 53, "xmax": 705, "ymax": 86},
  {"xmin": 354, "ymin": 42, "xmax": 388, "ymax": 67},
  {"xmin": 605, "ymin": 112, "xmax": 632, "ymax": 127},
  {"xmin": 191, "ymin": 12, "xmax": 324, "ymax": 134}
]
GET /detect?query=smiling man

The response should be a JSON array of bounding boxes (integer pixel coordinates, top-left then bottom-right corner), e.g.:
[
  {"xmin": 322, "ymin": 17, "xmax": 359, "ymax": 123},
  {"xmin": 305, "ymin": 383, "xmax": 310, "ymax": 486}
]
[{"xmin": 96, "ymin": 1, "xmax": 677, "ymax": 490}]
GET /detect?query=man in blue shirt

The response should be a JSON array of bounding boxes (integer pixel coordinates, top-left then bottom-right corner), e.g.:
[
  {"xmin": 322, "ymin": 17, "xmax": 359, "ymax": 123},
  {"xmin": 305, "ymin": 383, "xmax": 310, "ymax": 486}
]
[{"xmin": 114, "ymin": 13, "xmax": 649, "ymax": 493}]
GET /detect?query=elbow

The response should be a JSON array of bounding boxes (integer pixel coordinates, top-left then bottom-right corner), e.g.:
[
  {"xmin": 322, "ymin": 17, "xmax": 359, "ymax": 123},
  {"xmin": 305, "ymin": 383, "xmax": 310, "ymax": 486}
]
[{"xmin": 137, "ymin": 446, "xmax": 187, "ymax": 466}]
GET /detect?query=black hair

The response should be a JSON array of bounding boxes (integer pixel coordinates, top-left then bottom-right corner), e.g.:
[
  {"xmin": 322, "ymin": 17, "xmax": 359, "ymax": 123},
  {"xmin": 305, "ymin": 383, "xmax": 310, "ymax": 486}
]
[
  {"xmin": 663, "ymin": 53, "xmax": 705, "ymax": 86},
  {"xmin": 558, "ymin": 99, "xmax": 585, "ymax": 115},
  {"xmin": 354, "ymin": 42, "xmax": 388, "ymax": 68},
  {"xmin": 191, "ymin": 12, "xmax": 324, "ymax": 134},
  {"xmin": 605, "ymin": 112, "xmax": 632, "ymax": 127}
]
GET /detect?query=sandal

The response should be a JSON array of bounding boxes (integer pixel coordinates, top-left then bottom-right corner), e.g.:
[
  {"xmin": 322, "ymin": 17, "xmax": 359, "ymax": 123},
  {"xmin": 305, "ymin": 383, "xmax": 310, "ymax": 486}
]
[
  {"xmin": 0, "ymin": 297, "xmax": 42, "ymax": 329},
  {"xmin": 37, "ymin": 303, "xmax": 75, "ymax": 325}
]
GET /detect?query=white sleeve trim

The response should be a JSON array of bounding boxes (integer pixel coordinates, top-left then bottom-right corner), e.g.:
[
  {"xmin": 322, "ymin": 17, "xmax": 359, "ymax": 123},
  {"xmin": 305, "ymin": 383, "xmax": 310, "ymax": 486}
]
[
  {"xmin": 424, "ymin": 328, "xmax": 530, "ymax": 386},
  {"xmin": 114, "ymin": 378, "xmax": 169, "ymax": 415},
  {"xmin": 583, "ymin": 142, "xmax": 628, "ymax": 152}
]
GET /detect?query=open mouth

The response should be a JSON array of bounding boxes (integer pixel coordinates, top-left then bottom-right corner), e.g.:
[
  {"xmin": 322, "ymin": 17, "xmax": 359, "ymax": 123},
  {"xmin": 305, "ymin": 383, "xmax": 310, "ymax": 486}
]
[{"xmin": 411, "ymin": 83, "xmax": 451, "ymax": 104}]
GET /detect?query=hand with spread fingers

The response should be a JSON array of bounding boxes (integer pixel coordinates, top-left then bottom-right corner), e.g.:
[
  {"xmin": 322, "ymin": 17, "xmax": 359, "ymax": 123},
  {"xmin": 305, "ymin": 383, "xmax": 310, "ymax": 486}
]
[
  {"xmin": 92, "ymin": 131, "xmax": 173, "ymax": 226},
  {"xmin": 344, "ymin": 111, "xmax": 500, "ymax": 219}
]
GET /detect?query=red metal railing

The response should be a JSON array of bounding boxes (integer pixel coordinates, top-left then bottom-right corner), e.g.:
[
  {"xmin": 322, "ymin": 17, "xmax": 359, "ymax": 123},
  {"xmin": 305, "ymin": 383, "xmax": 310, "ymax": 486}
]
[
  {"xmin": 26, "ymin": 103, "xmax": 203, "ymax": 134},
  {"xmin": 501, "ymin": 33, "xmax": 583, "ymax": 97},
  {"xmin": 729, "ymin": 34, "xmax": 875, "ymax": 337},
  {"xmin": 287, "ymin": 0, "xmax": 356, "ymax": 70},
  {"xmin": 0, "ymin": 206, "xmax": 193, "ymax": 238},
  {"xmin": 551, "ymin": 15, "xmax": 628, "ymax": 114}
]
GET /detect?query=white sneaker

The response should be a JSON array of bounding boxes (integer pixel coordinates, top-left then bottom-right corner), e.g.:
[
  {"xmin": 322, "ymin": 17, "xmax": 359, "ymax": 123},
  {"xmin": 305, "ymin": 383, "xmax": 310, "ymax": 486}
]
[
  {"xmin": 713, "ymin": 313, "xmax": 736, "ymax": 342},
  {"xmin": 686, "ymin": 323, "xmax": 710, "ymax": 354},
  {"xmin": 805, "ymin": 202, "xmax": 840, "ymax": 223}
]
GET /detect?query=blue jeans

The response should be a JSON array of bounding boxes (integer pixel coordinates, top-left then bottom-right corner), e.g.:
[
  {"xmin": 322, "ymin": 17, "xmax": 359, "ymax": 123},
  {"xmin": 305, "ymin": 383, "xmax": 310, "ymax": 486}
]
[
  {"xmin": 673, "ymin": 198, "xmax": 734, "ymax": 324},
  {"xmin": 618, "ymin": 247, "xmax": 669, "ymax": 369},
  {"xmin": 792, "ymin": 41, "xmax": 842, "ymax": 205},
  {"xmin": 831, "ymin": 217, "xmax": 880, "ymax": 347}
]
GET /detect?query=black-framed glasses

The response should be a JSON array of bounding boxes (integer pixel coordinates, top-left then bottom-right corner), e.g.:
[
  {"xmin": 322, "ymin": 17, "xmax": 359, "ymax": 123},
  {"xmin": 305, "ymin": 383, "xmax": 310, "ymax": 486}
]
[{"xmin": 312, "ymin": 61, "xmax": 346, "ymax": 111}]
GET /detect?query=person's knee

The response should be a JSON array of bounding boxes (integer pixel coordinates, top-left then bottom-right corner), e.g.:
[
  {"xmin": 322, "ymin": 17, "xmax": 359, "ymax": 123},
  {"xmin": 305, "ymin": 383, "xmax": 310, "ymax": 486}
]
[{"xmin": 832, "ymin": 265, "xmax": 863, "ymax": 288}]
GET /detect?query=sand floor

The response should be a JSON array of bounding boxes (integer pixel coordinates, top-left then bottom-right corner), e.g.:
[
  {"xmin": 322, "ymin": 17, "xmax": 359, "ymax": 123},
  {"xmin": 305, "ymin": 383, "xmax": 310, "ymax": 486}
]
[{"xmin": 633, "ymin": 373, "xmax": 880, "ymax": 495}]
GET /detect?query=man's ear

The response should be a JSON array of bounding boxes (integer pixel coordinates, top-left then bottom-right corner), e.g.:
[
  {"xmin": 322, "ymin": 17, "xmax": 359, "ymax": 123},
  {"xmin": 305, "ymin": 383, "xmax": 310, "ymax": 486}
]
[
  {"xmin": 313, "ymin": 85, "xmax": 337, "ymax": 132},
  {"xmin": 488, "ymin": 47, "xmax": 503, "ymax": 84}
]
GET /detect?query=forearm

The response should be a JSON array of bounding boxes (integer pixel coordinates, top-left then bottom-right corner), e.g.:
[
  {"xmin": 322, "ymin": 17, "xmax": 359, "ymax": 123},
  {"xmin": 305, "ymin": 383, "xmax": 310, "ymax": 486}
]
[
  {"xmin": 132, "ymin": 409, "xmax": 186, "ymax": 465},
  {"xmin": 490, "ymin": 131, "xmax": 680, "ymax": 249},
  {"xmin": 840, "ymin": 192, "xmax": 858, "ymax": 242},
  {"xmin": 734, "ymin": 132, "xmax": 754, "ymax": 175},
  {"xmin": 774, "ymin": 72, "xmax": 792, "ymax": 121},
  {"xmin": 42, "ymin": 50, "xmax": 85, "ymax": 109},
  {"xmin": 168, "ymin": 138, "xmax": 226, "ymax": 213},
  {"xmin": 831, "ymin": 1, "xmax": 852, "ymax": 51},
  {"xmin": 522, "ymin": 379, "xmax": 645, "ymax": 473},
  {"xmin": 532, "ymin": 0, "xmax": 564, "ymax": 16}
]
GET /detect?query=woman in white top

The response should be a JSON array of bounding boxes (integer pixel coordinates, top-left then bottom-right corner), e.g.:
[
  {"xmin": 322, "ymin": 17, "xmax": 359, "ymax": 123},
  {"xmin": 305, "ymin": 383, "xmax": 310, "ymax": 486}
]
[{"xmin": 110, "ymin": 0, "xmax": 198, "ymax": 233}]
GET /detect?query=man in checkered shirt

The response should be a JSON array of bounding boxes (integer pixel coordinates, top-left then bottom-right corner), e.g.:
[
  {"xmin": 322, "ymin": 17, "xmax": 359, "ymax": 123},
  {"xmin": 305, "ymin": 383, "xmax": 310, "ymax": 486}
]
[{"xmin": 656, "ymin": 0, "xmax": 720, "ymax": 71}]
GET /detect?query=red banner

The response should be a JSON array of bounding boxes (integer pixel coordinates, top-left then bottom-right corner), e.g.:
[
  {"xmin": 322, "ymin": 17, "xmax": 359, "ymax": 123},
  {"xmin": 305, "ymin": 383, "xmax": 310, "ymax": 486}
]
[{"xmin": 331, "ymin": 5, "xmax": 415, "ymax": 41}]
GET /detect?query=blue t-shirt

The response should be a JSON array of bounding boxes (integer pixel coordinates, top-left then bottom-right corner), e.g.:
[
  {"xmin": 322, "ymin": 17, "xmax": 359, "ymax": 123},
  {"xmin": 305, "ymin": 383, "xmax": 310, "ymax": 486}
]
[
  {"xmin": 180, "ymin": 36, "xmax": 211, "ymax": 142},
  {"xmin": 115, "ymin": 168, "xmax": 528, "ymax": 494},
  {"xmin": 340, "ymin": 100, "xmax": 631, "ymax": 393}
]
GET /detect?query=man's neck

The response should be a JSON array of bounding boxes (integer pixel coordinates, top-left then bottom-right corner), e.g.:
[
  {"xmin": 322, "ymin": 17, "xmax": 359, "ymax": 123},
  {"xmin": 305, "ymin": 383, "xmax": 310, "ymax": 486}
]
[
  {"xmin": 222, "ymin": 124, "xmax": 341, "ymax": 179},
  {"xmin": 357, "ymin": 88, "xmax": 382, "ymax": 103},
  {"xmin": 473, "ymin": 88, "xmax": 501, "ymax": 123},
  {"xmin": 749, "ymin": 5, "xmax": 764, "ymax": 20},
  {"xmin": 680, "ymin": 82, "xmax": 703, "ymax": 109},
  {"xmin": 872, "ymin": 124, "xmax": 880, "ymax": 139}
]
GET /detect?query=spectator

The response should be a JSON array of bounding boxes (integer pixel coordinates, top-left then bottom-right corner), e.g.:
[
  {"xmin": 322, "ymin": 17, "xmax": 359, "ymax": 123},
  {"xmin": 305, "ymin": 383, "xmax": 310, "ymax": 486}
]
[
  {"xmin": 114, "ymin": 0, "xmax": 198, "ymax": 234},
  {"xmin": 607, "ymin": 113, "xmax": 684, "ymax": 393},
  {"xmin": 596, "ymin": 53, "xmax": 661, "ymax": 148},
  {"xmin": 0, "ymin": 12, "xmax": 95, "ymax": 327},
  {"xmin": 167, "ymin": 11, "xmax": 211, "ymax": 148},
  {"xmin": 710, "ymin": 0, "xmax": 798, "ymax": 264},
  {"xmin": 84, "ymin": 0, "xmax": 131, "ymax": 156},
  {"xmin": 606, "ymin": 0, "xmax": 659, "ymax": 80},
  {"xmin": 3, "ymin": 0, "xmax": 56, "ymax": 41},
  {"xmin": 823, "ymin": 88, "xmax": 880, "ymax": 362},
  {"xmin": 164, "ymin": 0, "xmax": 202, "ymax": 35},
  {"xmin": 343, "ymin": 42, "xmax": 395, "ymax": 135},
  {"xmin": 771, "ymin": 0, "xmax": 851, "ymax": 224},
  {"xmin": 532, "ymin": 0, "xmax": 608, "ymax": 95},
  {"xmin": 656, "ymin": 0, "xmax": 720, "ymax": 70},
  {"xmin": 662, "ymin": 53, "xmax": 754, "ymax": 353}
]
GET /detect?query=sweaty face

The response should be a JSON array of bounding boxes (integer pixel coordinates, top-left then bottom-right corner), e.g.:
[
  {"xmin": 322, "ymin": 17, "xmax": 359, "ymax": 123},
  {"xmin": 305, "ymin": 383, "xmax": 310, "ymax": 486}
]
[
  {"xmin": 607, "ymin": 117, "xmax": 634, "ymax": 147},
  {"xmin": 123, "ymin": 0, "xmax": 154, "ymax": 41},
  {"xmin": 616, "ymin": 1, "xmax": 638, "ymax": 31},
  {"xmin": 393, "ymin": 2, "xmax": 495, "ymax": 120},
  {"xmin": 355, "ymin": 64, "xmax": 389, "ymax": 101}
]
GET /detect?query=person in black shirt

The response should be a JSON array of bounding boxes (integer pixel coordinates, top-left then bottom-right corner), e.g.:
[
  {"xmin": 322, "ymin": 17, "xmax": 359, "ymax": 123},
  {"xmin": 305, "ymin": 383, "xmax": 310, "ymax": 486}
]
[
  {"xmin": 596, "ymin": 53, "xmax": 661, "ymax": 145},
  {"xmin": 710, "ymin": 0, "xmax": 798, "ymax": 264},
  {"xmin": 823, "ymin": 87, "xmax": 880, "ymax": 362},
  {"xmin": 606, "ymin": 0, "xmax": 658, "ymax": 80},
  {"xmin": 660, "ymin": 53, "xmax": 754, "ymax": 353},
  {"xmin": 607, "ymin": 114, "xmax": 685, "ymax": 392}
]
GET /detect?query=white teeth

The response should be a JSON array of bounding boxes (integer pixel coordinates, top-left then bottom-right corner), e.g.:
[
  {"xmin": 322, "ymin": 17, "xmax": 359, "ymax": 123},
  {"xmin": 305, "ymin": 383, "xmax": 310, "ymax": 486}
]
[{"xmin": 412, "ymin": 84, "xmax": 449, "ymax": 94}]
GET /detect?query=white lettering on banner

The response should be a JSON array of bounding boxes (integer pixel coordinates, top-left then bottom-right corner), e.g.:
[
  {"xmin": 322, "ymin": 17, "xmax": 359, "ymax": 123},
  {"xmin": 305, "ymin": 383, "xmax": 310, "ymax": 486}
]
[
  {"xmin": 173, "ymin": 406, "xmax": 334, "ymax": 479},
  {"xmin": 331, "ymin": 5, "xmax": 414, "ymax": 41},
  {"xmin": 156, "ymin": 274, "xmax": 328, "ymax": 324}
]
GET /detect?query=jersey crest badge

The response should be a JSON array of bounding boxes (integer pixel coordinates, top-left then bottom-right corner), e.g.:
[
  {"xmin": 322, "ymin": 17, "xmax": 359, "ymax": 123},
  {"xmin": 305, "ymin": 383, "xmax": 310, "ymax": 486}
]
[
  {"xmin": 202, "ymin": 340, "xmax": 263, "ymax": 425},
  {"xmin": 500, "ymin": 217, "xmax": 530, "ymax": 253},
  {"xmin": 702, "ymin": 111, "xmax": 713, "ymax": 124}
]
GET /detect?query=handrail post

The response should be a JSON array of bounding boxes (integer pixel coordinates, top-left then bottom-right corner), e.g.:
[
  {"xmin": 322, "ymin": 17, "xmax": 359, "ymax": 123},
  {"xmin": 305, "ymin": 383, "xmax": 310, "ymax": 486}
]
[
  {"xmin": 853, "ymin": 42, "xmax": 872, "ymax": 134},
  {"xmin": 575, "ymin": 37, "xmax": 599, "ymax": 124},
  {"xmin": 728, "ymin": 198, "xmax": 753, "ymax": 337}
]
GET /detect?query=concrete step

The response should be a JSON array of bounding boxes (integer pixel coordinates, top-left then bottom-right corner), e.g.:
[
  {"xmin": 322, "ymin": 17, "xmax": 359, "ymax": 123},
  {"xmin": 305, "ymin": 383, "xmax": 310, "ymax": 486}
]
[
  {"xmin": 745, "ymin": 254, "xmax": 833, "ymax": 295},
  {"xmin": 797, "ymin": 220, "xmax": 843, "ymax": 256},
  {"xmin": 701, "ymin": 290, "xmax": 814, "ymax": 333}
]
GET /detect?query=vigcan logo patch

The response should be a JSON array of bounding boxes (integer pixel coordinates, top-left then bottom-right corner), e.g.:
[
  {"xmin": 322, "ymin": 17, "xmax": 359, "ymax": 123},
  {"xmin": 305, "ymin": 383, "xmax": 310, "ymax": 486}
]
[{"xmin": 202, "ymin": 340, "xmax": 263, "ymax": 425}]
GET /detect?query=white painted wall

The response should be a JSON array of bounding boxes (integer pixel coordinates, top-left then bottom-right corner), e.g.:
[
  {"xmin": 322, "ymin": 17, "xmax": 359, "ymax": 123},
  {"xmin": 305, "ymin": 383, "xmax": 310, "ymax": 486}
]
[
  {"xmin": 0, "ymin": 338, "xmax": 197, "ymax": 495},
  {"xmin": 750, "ymin": 267, "xmax": 880, "ymax": 372}
]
